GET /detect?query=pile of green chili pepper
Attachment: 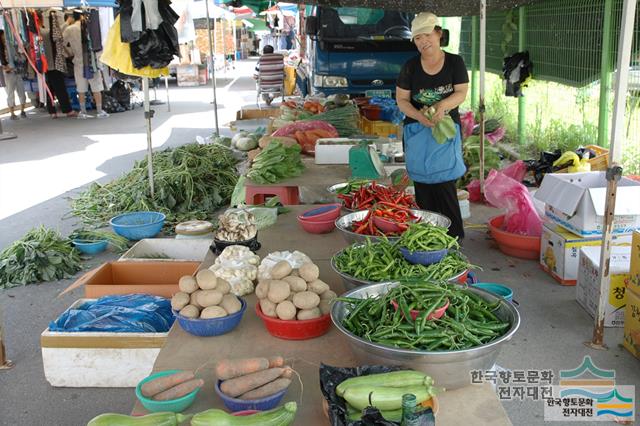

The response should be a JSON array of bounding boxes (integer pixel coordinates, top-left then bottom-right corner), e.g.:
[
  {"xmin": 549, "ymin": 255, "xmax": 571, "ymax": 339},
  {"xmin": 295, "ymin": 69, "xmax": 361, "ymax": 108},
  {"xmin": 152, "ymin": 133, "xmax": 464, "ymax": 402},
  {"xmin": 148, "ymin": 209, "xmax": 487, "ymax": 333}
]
[
  {"xmin": 334, "ymin": 239, "xmax": 473, "ymax": 282},
  {"xmin": 337, "ymin": 280, "xmax": 511, "ymax": 351},
  {"xmin": 398, "ymin": 223, "xmax": 460, "ymax": 252}
]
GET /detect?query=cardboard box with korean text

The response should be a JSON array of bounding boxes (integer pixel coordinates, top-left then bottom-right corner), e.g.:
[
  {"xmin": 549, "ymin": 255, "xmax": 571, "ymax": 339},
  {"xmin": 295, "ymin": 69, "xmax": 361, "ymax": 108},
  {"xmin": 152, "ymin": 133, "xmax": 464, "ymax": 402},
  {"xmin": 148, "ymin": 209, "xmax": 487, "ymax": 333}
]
[{"xmin": 623, "ymin": 286, "xmax": 640, "ymax": 359}]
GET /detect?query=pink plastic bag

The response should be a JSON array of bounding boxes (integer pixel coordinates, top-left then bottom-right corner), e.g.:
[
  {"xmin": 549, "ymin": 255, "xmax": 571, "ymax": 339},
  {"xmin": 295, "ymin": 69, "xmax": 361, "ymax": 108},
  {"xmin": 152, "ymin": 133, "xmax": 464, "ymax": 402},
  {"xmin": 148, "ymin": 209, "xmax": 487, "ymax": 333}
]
[
  {"xmin": 484, "ymin": 169, "xmax": 542, "ymax": 237},
  {"xmin": 467, "ymin": 160, "xmax": 528, "ymax": 203}
]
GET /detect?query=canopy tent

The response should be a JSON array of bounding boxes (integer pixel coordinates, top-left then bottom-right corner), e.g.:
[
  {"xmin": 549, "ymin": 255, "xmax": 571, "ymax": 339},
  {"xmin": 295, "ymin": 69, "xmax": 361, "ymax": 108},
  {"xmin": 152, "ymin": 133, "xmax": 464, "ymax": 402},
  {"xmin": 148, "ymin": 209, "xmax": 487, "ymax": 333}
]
[
  {"xmin": 259, "ymin": 2, "xmax": 298, "ymax": 16},
  {"xmin": 244, "ymin": 17, "xmax": 269, "ymax": 32},
  {"xmin": 189, "ymin": 0, "xmax": 235, "ymax": 20},
  {"xmin": 230, "ymin": 5, "xmax": 255, "ymax": 18}
]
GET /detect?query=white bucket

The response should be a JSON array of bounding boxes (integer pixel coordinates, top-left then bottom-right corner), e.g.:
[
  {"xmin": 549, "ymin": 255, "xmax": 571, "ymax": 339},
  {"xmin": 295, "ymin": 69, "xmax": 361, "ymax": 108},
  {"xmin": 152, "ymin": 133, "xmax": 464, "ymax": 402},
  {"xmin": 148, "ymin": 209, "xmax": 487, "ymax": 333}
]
[{"xmin": 459, "ymin": 199, "xmax": 471, "ymax": 219}]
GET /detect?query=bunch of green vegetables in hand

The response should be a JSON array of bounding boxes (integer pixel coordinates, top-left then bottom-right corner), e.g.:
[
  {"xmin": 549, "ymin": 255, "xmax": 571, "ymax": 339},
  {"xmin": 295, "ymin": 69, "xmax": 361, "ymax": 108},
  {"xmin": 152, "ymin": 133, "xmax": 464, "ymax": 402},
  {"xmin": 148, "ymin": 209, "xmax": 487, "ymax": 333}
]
[
  {"xmin": 247, "ymin": 142, "xmax": 305, "ymax": 184},
  {"xmin": 422, "ymin": 106, "xmax": 457, "ymax": 144}
]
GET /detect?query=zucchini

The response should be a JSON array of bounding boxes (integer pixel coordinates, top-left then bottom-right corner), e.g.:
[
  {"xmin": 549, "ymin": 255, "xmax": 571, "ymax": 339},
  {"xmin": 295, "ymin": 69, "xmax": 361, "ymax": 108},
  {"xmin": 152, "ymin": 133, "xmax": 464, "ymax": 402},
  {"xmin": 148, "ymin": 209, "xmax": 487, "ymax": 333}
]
[
  {"xmin": 343, "ymin": 385, "xmax": 433, "ymax": 411},
  {"xmin": 87, "ymin": 412, "xmax": 191, "ymax": 426},
  {"xmin": 191, "ymin": 401, "xmax": 297, "ymax": 426},
  {"xmin": 336, "ymin": 370, "xmax": 431, "ymax": 397}
]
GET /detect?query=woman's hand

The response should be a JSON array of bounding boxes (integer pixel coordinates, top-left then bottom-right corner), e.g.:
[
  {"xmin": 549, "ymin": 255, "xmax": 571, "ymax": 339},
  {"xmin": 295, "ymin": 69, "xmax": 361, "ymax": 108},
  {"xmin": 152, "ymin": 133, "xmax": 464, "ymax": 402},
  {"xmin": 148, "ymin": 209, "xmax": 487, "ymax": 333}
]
[{"xmin": 430, "ymin": 102, "xmax": 447, "ymax": 124}]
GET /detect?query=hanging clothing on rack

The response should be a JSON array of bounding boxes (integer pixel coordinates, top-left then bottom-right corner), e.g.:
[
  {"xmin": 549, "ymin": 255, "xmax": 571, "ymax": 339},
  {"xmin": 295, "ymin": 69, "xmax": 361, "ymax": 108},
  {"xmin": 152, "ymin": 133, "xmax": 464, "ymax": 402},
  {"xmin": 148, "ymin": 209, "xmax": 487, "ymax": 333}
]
[{"xmin": 41, "ymin": 9, "xmax": 73, "ymax": 116}]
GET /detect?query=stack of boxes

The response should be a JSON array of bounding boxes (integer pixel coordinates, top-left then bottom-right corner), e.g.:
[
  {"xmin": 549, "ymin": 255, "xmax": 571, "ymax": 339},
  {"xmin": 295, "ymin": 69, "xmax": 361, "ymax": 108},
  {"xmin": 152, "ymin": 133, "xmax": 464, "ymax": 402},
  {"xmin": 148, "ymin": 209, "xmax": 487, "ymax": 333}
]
[
  {"xmin": 623, "ymin": 232, "xmax": 640, "ymax": 359},
  {"xmin": 534, "ymin": 173, "xmax": 640, "ymax": 337}
]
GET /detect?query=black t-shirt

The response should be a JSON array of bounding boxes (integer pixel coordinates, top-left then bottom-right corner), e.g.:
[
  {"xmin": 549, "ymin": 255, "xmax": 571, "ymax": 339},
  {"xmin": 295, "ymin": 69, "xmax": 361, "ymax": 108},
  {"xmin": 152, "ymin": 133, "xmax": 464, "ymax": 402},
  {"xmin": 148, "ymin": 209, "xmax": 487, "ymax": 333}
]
[{"xmin": 396, "ymin": 52, "xmax": 469, "ymax": 125}]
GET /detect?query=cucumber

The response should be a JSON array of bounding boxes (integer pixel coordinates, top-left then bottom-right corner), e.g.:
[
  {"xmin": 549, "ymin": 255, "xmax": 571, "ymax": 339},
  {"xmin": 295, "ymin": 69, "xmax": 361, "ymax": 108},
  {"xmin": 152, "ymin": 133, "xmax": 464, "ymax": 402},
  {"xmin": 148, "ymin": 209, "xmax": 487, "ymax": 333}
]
[
  {"xmin": 87, "ymin": 412, "xmax": 191, "ymax": 426},
  {"xmin": 343, "ymin": 385, "xmax": 433, "ymax": 411},
  {"xmin": 191, "ymin": 401, "xmax": 297, "ymax": 426},
  {"xmin": 335, "ymin": 370, "xmax": 431, "ymax": 397}
]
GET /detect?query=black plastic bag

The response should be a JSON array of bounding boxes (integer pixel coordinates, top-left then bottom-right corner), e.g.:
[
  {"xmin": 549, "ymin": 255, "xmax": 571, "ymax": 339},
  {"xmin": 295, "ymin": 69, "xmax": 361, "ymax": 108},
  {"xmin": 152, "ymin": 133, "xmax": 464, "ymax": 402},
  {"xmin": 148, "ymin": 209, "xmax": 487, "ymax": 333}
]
[
  {"xmin": 319, "ymin": 364, "xmax": 436, "ymax": 426},
  {"xmin": 130, "ymin": 21, "xmax": 179, "ymax": 69}
]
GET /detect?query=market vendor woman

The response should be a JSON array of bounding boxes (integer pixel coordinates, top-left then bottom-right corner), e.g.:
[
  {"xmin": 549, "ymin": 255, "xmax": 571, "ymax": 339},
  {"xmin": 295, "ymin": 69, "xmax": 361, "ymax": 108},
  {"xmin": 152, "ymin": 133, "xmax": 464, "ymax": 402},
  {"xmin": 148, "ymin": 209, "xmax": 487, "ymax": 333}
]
[{"xmin": 396, "ymin": 12, "xmax": 468, "ymax": 240}]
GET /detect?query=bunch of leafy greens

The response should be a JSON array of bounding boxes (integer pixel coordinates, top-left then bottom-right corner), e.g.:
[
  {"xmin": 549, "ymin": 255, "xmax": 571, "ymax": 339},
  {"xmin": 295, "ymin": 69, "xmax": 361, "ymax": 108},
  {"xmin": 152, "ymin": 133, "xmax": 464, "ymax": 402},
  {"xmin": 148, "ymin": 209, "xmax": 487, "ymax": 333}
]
[{"xmin": 246, "ymin": 142, "xmax": 305, "ymax": 184}]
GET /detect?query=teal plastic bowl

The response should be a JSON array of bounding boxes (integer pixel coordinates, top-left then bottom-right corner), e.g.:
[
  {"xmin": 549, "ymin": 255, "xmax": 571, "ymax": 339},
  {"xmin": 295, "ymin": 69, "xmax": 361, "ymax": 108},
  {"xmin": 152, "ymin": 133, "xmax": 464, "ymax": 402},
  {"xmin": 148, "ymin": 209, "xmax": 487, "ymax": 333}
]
[
  {"xmin": 473, "ymin": 283, "xmax": 513, "ymax": 303},
  {"xmin": 135, "ymin": 370, "xmax": 200, "ymax": 413}
]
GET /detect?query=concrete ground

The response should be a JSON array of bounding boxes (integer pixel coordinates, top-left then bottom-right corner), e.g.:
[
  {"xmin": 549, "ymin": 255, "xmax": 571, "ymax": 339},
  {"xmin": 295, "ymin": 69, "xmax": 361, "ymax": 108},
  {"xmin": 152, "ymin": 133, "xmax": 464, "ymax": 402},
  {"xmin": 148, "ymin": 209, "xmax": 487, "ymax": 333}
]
[{"xmin": 1, "ymin": 59, "xmax": 638, "ymax": 426}]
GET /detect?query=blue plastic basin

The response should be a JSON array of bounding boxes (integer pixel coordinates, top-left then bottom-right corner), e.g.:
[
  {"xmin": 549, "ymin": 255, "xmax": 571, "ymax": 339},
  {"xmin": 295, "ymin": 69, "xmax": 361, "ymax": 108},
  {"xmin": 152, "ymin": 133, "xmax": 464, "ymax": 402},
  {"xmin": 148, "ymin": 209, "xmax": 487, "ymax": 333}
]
[
  {"xmin": 174, "ymin": 297, "xmax": 246, "ymax": 337},
  {"xmin": 109, "ymin": 211, "xmax": 165, "ymax": 240},
  {"xmin": 399, "ymin": 247, "xmax": 448, "ymax": 266},
  {"xmin": 72, "ymin": 239, "xmax": 108, "ymax": 255},
  {"xmin": 473, "ymin": 283, "xmax": 513, "ymax": 302},
  {"xmin": 215, "ymin": 379, "xmax": 287, "ymax": 411},
  {"xmin": 135, "ymin": 369, "xmax": 200, "ymax": 413}
]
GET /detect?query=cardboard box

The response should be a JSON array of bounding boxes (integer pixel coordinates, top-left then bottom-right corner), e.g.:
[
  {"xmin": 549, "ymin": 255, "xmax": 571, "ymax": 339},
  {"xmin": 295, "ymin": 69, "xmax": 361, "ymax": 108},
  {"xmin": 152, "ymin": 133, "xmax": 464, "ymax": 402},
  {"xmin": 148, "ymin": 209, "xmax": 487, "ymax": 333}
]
[
  {"xmin": 630, "ymin": 231, "xmax": 640, "ymax": 293},
  {"xmin": 576, "ymin": 246, "xmax": 631, "ymax": 327},
  {"xmin": 534, "ymin": 172, "xmax": 640, "ymax": 237},
  {"xmin": 236, "ymin": 107, "xmax": 281, "ymax": 120},
  {"xmin": 177, "ymin": 65, "xmax": 199, "ymax": 87},
  {"xmin": 315, "ymin": 138, "xmax": 371, "ymax": 165},
  {"xmin": 540, "ymin": 224, "xmax": 632, "ymax": 285},
  {"xmin": 119, "ymin": 238, "xmax": 212, "ymax": 262},
  {"xmin": 41, "ymin": 299, "xmax": 167, "ymax": 387},
  {"xmin": 78, "ymin": 261, "xmax": 199, "ymax": 298},
  {"xmin": 623, "ymin": 287, "xmax": 640, "ymax": 359}
]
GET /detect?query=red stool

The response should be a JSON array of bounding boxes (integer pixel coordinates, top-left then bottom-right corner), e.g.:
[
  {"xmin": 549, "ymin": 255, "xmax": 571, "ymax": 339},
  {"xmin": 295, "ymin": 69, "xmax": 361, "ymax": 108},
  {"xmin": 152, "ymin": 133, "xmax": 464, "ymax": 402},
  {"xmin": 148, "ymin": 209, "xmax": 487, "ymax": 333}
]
[{"xmin": 245, "ymin": 185, "xmax": 300, "ymax": 205}]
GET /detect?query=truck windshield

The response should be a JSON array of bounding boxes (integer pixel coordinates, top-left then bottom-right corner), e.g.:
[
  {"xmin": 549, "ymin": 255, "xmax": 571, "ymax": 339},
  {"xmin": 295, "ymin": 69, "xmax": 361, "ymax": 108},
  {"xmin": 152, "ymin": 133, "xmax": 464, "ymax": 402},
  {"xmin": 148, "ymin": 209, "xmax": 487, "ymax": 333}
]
[{"xmin": 318, "ymin": 7, "xmax": 413, "ymax": 40}]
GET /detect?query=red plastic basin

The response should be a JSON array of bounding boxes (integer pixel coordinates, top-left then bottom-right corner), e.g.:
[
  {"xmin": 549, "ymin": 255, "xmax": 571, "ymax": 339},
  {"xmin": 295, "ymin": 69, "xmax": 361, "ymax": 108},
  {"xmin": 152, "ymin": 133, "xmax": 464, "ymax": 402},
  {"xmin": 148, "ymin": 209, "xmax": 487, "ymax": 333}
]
[
  {"xmin": 255, "ymin": 303, "xmax": 332, "ymax": 340},
  {"xmin": 488, "ymin": 215, "xmax": 541, "ymax": 260},
  {"xmin": 297, "ymin": 216, "xmax": 335, "ymax": 234},
  {"xmin": 297, "ymin": 204, "xmax": 342, "ymax": 222}
]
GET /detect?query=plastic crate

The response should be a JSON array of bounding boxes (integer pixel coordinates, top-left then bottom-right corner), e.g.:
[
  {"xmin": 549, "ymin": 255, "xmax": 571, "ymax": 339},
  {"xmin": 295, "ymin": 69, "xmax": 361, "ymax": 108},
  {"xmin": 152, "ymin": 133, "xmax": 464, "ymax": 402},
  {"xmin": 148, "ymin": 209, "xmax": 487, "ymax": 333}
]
[
  {"xmin": 556, "ymin": 145, "xmax": 609, "ymax": 173},
  {"xmin": 360, "ymin": 116, "xmax": 402, "ymax": 138}
]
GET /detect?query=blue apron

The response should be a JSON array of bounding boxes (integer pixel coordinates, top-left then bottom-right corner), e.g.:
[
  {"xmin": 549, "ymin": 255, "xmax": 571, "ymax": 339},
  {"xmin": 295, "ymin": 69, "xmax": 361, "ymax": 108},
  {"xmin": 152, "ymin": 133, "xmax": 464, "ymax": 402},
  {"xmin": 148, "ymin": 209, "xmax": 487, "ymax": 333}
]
[{"xmin": 403, "ymin": 121, "xmax": 466, "ymax": 184}]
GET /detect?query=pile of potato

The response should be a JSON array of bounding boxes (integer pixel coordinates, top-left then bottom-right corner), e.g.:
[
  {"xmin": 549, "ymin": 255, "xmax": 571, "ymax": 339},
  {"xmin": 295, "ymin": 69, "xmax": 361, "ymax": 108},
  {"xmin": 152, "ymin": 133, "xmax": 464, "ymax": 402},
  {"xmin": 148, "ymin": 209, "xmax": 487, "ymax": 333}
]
[
  {"xmin": 256, "ymin": 261, "xmax": 337, "ymax": 321},
  {"xmin": 172, "ymin": 269, "xmax": 243, "ymax": 319}
]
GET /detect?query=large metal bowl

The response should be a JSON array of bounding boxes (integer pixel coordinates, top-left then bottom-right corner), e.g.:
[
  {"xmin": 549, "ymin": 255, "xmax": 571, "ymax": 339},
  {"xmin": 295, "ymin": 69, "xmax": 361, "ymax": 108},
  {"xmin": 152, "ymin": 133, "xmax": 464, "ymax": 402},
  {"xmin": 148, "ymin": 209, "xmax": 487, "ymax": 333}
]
[
  {"xmin": 335, "ymin": 209, "xmax": 451, "ymax": 245},
  {"xmin": 331, "ymin": 282, "xmax": 520, "ymax": 390},
  {"xmin": 326, "ymin": 182, "xmax": 387, "ymax": 212},
  {"xmin": 330, "ymin": 250, "xmax": 468, "ymax": 291}
]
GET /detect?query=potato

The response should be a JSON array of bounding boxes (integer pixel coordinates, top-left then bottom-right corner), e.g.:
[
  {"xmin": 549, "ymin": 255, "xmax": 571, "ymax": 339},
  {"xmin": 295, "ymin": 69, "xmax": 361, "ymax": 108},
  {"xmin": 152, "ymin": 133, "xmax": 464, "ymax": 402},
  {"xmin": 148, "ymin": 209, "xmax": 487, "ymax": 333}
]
[
  {"xmin": 201, "ymin": 306, "xmax": 227, "ymax": 319},
  {"xmin": 283, "ymin": 276, "xmax": 307, "ymax": 292},
  {"xmin": 286, "ymin": 292, "xmax": 295, "ymax": 302},
  {"xmin": 297, "ymin": 307, "xmax": 321, "ymax": 320},
  {"xmin": 197, "ymin": 290, "xmax": 223, "ymax": 307},
  {"xmin": 255, "ymin": 280, "xmax": 270, "ymax": 299},
  {"xmin": 320, "ymin": 290, "xmax": 337, "ymax": 301},
  {"xmin": 216, "ymin": 279, "xmax": 231, "ymax": 295},
  {"xmin": 196, "ymin": 269, "xmax": 218, "ymax": 290},
  {"xmin": 179, "ymin": 275, "xmax": 199, "ymax": 294},
  {"xmin": 179, "ymin": 305, "xmax": 200, "ymax": 318},
  {"xmin": 299, "ymin": 263, "xmax": 319, "ymax": 282},
  {"xmin": 190, "ymin": 290, "xmax": 203, "ymax": 309},
  {"xmin": 308, "ymin": 279, "xmax": 330, "ymax": 295},
  {"xmin": 271, "ymin": 261, "xmax": 292, "ymax": 280},
  {"xmin": 260, "ymin": 299, "xmax": 277, "ymax": 317},
  {"xmin": 276, "ymin": 301, "xmax": 297, "ymax": 320},
  {"xmin": 319, "ymin": 299, "xmax": 332, "ymax": 315},
  {"xmin": 292, "ymin": 291, "xmax": 320, "ymax": 310},
  {"xmin": 171, "ymin": 292, "xmax": 190, "ymax": 311},
  {"xmin": 220, "ymin": 294, "xmax": 242, "ymax": 314},
  {"xmin": 289, "ymin": 269, "xmax": 300, "ymax": 277},
  {"xmin": 267, "ymin": 280, "xmax": 290, "ymax": 304}
]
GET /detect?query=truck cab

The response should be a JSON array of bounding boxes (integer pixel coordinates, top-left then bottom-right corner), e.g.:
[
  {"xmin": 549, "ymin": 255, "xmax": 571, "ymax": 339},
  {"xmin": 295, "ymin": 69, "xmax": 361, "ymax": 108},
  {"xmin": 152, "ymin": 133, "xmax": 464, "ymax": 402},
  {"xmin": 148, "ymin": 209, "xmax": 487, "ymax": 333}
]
[{"xmin": 304, "ymin": 7, "xmax": 418, "ymax": 97}]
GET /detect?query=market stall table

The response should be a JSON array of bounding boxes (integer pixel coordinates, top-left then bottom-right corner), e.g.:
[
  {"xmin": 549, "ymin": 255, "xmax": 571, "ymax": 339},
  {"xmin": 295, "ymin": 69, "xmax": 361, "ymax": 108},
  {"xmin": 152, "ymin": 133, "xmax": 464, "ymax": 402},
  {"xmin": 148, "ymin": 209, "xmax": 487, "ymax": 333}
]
[{"xmin": 131, "ymin": 206, "xmax": 512, "ymax": 425}]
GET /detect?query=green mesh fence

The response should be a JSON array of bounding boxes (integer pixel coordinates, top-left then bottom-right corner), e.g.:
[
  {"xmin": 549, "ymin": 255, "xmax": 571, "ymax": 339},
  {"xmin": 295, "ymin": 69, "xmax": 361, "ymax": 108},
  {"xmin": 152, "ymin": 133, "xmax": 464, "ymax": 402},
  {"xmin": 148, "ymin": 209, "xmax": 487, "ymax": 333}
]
[{"xmin": 456, "ymin": 0, "xmax": 640, "ymax": 174}]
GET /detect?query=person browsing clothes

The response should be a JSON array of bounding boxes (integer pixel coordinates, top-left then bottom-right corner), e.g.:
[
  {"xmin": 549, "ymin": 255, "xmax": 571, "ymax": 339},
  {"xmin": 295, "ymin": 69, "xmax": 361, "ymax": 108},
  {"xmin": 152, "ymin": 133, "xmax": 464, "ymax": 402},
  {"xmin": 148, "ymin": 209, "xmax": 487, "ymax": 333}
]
[{"xmin": 395, "ymin": 12, "xmax": 469, "ymax": 240}]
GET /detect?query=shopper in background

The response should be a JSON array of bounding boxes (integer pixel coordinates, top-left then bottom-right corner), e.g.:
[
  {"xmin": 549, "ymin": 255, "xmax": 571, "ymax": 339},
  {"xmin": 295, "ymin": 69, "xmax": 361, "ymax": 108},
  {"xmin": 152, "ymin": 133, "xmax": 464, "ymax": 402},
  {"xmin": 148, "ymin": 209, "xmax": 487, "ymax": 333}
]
[
  {"xmin": 41, "ymin": 9, "xmax": 77, "ymax": 119},
  {"xmin": 0, "ymin": 29, "xmax": 27, "ymax": 120},
  {"xmin": 63, "ymin": 11, "xmax": 108, "ymax": 119},
  {"xmin": 396, "ymin": 12, "xmax": 469, "ymax": 240}
]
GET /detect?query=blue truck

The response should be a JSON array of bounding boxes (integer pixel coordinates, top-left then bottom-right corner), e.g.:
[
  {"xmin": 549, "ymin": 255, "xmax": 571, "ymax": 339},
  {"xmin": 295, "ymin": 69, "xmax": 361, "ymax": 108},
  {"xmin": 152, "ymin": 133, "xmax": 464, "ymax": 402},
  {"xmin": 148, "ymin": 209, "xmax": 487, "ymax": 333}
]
[{"xmin": 303, "ymin": 7, "xmax": 419, "ymax": 97}]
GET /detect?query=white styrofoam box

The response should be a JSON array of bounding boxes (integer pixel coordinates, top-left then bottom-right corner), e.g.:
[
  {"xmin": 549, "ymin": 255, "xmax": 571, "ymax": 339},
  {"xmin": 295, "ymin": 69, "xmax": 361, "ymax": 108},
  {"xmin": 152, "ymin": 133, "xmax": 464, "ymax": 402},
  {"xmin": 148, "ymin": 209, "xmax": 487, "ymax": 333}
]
[
  {"xmin": 119, "ymin": 238, "xmax": 212, "ymax": 262},
  {"xmin": 534, "ymin": 172, "xmax": 640, "ymax": 237},
  {"xmin": 540, "ymin": 223, "xmax": 632, "ymax": 285},
  {"xmin": 576, "ymin": 246, "xmax": 631, "ymax": 327},
  {"xmin": 315, "ymin": 138, "xmax": 371, "ymax": 164},
  {"xmin": 41, "ymin": 299, "xmax": 167, "ymax": 387}
]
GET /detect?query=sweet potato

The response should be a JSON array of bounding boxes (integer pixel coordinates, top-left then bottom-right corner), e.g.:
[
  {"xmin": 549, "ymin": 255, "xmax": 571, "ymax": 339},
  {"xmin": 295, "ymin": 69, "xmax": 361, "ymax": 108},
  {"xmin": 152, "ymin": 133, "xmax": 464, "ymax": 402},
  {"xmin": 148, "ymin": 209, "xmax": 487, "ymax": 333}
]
[
  {"xmin": 141, "ymin": 371, "xmax": 195, "ymax": 397},
  {"xmin": 220, "ymin": 367, "xmax": 286, "ymax": 397},
  {"xmin": 215, "ymin": 358, "xmax": 270, "ymax": 380},
  {"xmin": 152, "ymin": 378, "xmax": 204, "ymax": 401},
  {"xmin": 238, "ymin": 378, "xmax": 292, "ymax": 400}
]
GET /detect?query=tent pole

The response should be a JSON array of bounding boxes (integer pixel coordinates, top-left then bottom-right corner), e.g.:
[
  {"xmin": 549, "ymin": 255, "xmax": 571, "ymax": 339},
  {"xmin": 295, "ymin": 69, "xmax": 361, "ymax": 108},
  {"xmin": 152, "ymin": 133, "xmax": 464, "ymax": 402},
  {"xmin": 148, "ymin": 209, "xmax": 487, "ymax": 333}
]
[
  {"xmin": 471, "ymin": 16, "xmax": 478, "ymax": 111},
  {"xmin": 142, "ymin": 78, "xmax": 155, "ymax": 198},
  {"xmin": 597, "ymin": 0, "xmax": 614, "ymax": 148},
  {"xmin": 165, "ymin": 76, "xmax": 170, "ymax": 112},
  {"xmin": 479, "ymin": 0, "xmax": 486, "ymax": 195},
  {"xmin": 205, "ymin": 0, "xmax": 220, "ymax": 135},
  {"xmin": 517, "ymin": 6, "xmax": 526, "ymax": 146},
  {"xmin": 588, "ymin": 0, "xmax": 636, "ymax": 350}
]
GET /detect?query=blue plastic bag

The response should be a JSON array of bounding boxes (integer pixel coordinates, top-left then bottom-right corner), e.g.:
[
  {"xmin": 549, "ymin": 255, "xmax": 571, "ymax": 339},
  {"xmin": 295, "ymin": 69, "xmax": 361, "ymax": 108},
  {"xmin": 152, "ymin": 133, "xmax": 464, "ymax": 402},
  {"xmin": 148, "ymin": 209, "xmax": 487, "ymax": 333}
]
[{"xmin": 49, "ymin": 294, "xmax": 175, "ymax": 333}]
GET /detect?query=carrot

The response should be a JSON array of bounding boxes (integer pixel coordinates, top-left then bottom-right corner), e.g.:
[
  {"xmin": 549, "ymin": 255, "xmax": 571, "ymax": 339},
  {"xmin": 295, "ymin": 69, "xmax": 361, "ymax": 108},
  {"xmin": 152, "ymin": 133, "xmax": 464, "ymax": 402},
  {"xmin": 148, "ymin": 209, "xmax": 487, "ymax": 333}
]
[
  {"xmin": 215, "ymin": 358, "xmax": 270, "ymax": 380},
  {"xmin": 152, "ymin": 378, "xmax": 204, "ymax": 401},
  {"xmin": 140, "ymin": 371, "xmax": 195, "ymax": 398},
  {"xmin": 238, "ymin": 378, "xmax": 292, "ymax": 400},
  {"xmin": 220, "ymin": 367, "xmax": 285, "ymax": 398},
  {"xmin": 268, "ymin": 356, "xmax": 284, "ymax": 368}
]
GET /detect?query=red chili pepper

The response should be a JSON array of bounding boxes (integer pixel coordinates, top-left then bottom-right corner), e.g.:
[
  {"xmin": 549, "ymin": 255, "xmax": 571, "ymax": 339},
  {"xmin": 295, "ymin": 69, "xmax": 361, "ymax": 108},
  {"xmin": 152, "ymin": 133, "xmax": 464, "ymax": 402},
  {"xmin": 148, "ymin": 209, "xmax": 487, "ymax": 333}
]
[{"xmin": 354, "ymin": 223, "xmax": 368, "ymax": 234}]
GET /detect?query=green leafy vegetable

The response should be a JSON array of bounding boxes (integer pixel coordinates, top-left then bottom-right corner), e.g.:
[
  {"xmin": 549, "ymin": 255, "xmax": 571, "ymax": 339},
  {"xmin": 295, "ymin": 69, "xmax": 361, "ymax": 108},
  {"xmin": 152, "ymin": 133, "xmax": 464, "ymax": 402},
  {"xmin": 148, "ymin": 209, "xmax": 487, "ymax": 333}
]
[
  {"xmin": 246, "ymin": 142, "xmax": 305, "ymax": 184},
  {"xmin": 0, "ymin": 226, "xmax": 82, "ymax": 288},
  {"xmin": 69, "ymin": 229, "xmax": 130, "ymax": 253},
  {"xmin": 300, "ymin": 104, "xmax": 360, "ymax": 136}
]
